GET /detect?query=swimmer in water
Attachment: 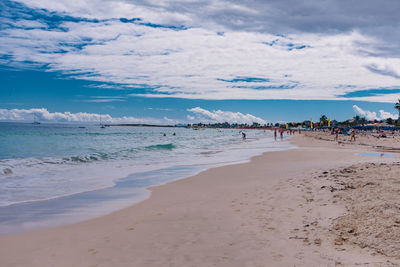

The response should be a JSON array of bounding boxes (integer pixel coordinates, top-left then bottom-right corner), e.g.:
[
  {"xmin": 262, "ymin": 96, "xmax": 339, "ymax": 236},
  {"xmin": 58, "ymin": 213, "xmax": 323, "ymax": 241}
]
[{"xmin": 242, "ymin": 132, "xmax": 246, "ymax": 140}]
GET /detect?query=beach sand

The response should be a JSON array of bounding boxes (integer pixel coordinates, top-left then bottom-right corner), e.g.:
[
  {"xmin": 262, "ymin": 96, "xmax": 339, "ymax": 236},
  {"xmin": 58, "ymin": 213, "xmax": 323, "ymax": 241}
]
[
  {"xmin": 303, "ymin": 130, "xmax": 400, "ymax": 151},
  {"xmin": 1, "ymin": 134, "xmax": 400, "ymax": 266}
]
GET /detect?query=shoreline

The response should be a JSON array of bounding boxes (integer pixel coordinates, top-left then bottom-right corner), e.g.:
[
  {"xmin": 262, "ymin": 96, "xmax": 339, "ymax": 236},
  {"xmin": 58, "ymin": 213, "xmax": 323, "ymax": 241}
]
[
  {"xmin": 1, "ymin": 134, "xmax": 399, "ymax": 266},
  {"xmin": 0, "ymin": 125, "xmax": 282, "ymax": 214},
  {"xmin": 0, "ymin": 136, "xmax": 294, "ymax": 236}
]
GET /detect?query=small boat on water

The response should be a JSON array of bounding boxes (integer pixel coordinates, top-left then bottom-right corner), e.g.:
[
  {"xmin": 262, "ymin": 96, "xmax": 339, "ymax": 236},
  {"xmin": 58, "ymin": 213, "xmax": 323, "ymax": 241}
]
[{"xmin": 100, "ymin": 117, "xmax": 106, "ymax": 128}]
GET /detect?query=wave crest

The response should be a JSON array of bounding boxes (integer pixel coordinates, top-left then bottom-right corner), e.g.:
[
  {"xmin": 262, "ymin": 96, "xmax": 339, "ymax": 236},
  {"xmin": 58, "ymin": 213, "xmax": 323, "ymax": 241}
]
[{"xmin": 145, "ymin": 143, "xmax": 176, "ymax": 150}]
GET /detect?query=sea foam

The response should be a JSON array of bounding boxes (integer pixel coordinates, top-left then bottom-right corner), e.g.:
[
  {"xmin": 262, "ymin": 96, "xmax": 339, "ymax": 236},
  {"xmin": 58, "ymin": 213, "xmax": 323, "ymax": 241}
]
[{"xmin": 0, "ymin": 123, "xmax": 294, "ymax": 207}]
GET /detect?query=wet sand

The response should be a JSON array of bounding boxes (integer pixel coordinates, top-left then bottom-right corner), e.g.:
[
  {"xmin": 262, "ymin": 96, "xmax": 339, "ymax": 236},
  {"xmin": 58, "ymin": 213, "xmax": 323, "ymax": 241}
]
[{"xmin": 0, "ymin": 134, "xmax": 399, "ymax": 266}]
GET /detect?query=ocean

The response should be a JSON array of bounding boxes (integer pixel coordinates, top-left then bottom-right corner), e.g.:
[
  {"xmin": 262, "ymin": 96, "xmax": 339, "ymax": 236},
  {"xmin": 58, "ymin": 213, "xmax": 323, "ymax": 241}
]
[{"xmin": 0, "ymin": 122, "xmax": 294, "ymax": 234}]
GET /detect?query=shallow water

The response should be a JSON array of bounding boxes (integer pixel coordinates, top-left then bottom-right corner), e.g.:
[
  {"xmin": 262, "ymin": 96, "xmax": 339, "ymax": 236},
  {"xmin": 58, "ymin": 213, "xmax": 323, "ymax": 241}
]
[
  {"xmin": 0, "ymin": 122, "xmax": 294, "ymax": 234},
  {"xmin": 0, "ymin": 123, "xmax": 291, "ymax": 207}
]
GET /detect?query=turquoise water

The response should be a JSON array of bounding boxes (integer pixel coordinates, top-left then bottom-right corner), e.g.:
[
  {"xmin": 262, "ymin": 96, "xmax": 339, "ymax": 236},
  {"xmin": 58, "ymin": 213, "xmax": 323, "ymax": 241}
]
[{"xmin": 0, "ymin": 122, "xmax": 293, "ymax": 208}]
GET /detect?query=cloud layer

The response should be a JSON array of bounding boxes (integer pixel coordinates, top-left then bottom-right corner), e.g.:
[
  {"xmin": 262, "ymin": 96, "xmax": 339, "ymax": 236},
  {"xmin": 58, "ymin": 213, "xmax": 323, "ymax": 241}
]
[
  {"xmin": 0, "ymin": 108, "xmax": 175, "ymax": 124},
  {"xmin": 1, "ymin": 0, "xmax": 400, "ymax": 102},
  {"xmin": 353, "ymin": 105, "xmax": 398, "ymax": 121},
  {"xmin": 0, "ymin": 107, "xmax": 269, "ymax": 125},
  {"xmin": 187, "ymin": 107, "xmax": 267, "ymax": 124},
  {"xmin": 3, "ymin": 106, "xmax": 398, "ymax": 125}
]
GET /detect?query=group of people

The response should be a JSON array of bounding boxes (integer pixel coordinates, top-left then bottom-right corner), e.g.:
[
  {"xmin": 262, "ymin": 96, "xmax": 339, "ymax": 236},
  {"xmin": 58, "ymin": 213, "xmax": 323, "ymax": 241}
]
[
  {"xmin": 273, "ymin": 128, "xmax": 297, "ymax": 140},
  {"xmin": 331, "ymin": 128, "xmax": 356, "ymax": 142},
  {"xmin": 240, "ymin": 128, "xmax": 293, "ymax": 141},
  {"xmin": 163, "ymin": 133, "xmax": 176, "ymax": 136}
]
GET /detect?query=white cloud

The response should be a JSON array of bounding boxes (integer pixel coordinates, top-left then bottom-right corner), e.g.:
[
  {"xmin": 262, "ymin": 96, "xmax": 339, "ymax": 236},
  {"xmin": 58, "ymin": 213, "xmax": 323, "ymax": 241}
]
[
  {"xmin": 352, "ymin": 105, "xmax": 398, "ymax": 120},
  {"xmin": 2, "ymin": 1, "xmax": 400, "ymax": 102},
  {"xmin": 187, "ymin": 107, "xmax": 267, "ymax": 124},
  {"xmin": 0, "ymin": 108, "xmax": 176, "ymax": 124},
  {"xmin": 352, "ymin": 105, "xmax": 378, "ymax": 120},
  {"xmin": 378, "ymin": 109, "xmax": 399, "ymax": 120},
  {"xmin": 83, "ymin": 99, "xmax": 126, "ymax": 103},
  {"xmin": 14, "ymin": 0, "xmax": 192, "ymax": 24}
]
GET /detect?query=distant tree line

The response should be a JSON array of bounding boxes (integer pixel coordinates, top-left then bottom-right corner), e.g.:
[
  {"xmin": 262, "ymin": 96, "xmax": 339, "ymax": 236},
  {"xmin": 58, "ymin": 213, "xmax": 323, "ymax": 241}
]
[{"xmin": 186, "ymin": 99, "xmax": 400, "ymax": 129}]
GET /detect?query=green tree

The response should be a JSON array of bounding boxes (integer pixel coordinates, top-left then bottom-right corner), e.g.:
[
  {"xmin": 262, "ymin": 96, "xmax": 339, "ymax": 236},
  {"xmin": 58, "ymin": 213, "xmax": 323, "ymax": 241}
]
[
  {"xmin": 360, "ymin": 117, "xmax": 367, "ymax": 126},
  {"xmin": 387, "ymin": 117, "xmax": 394, "ymax": 125},
  {"xmin": 319, "ymin": 115, "xmax": 328, "ymax": 126},
  {"xmin": 353, "ymin": 115, "xmax": 361, "ymax": 125},
  {"xmin": 395, "ymin": 99, "xmax": 400, "ymax": 124}
]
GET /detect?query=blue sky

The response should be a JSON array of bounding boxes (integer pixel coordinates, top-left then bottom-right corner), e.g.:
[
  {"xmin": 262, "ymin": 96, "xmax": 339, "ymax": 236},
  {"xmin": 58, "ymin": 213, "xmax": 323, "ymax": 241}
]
[{"xmin": 1, "ymin": 0, "xmax": 400, "ymax": 124}]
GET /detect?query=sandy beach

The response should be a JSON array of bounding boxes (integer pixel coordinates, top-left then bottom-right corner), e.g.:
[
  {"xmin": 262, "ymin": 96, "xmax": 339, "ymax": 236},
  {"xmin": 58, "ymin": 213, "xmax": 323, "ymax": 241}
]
[
  {"xmin": 3, "ymin": 1, "xmax": 400, "ymax": 266},
  {"xmin": 1, "ymin": 133, "xmax": 400, "ymax": 266}
]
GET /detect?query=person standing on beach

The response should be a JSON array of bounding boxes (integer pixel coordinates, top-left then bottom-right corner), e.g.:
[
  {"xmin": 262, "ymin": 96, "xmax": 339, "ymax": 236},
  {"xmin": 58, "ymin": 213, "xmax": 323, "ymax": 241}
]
[
  {"xmin": 242, "ymin": 132, "xmax": 246, "ymax": 140},
  {"xmin": 274, "ymin": 128, "xmax": 277, "ymax": 140},
  {"xmin": 350, "ymin": 129, "xmax": 356, "ymax": 142},
  {"xmin": 335, "ymin": 128, "xmax": 339, "ymax": 141},
  {"xmin": 280, "ymin": 128, "xmax": 284, "ymax": 140}
]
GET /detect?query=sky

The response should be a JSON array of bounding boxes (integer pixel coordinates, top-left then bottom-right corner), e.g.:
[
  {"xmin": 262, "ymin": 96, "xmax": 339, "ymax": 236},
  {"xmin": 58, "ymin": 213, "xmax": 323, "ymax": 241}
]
[{"xmin": 1, "ymin": 0, "xmax": 400, "ymax": 124}]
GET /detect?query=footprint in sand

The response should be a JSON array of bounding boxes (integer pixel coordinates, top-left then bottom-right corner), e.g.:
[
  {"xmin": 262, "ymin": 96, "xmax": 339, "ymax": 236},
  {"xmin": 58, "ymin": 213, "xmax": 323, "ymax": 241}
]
[
  {"xmin": 295, "ymin": 251, "xmax": 304, "ymax": 260},
  {"xmin": 88, "ymin": 248, "xmax": 98, "ymax": 255},
  {"xmin": 271, "ymin": 252, "xmax": 284, "ymax": 261},
  {"xmin": 314, "ymin": 238, "xmax": 322, "ymax": 245}
]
